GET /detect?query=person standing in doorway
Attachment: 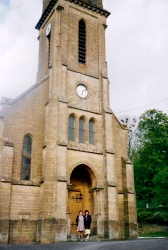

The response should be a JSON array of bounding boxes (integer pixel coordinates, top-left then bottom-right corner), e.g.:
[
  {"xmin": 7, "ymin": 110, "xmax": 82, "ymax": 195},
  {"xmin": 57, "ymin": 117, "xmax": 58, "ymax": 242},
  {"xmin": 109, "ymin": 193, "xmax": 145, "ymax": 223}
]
[
  {"xmin": 76, "ymin": 210, "xmax": 85, "ymax": 239},
  {"xmin": 84, "ymin": 210, "xmax": 92, "ymax": 239}
]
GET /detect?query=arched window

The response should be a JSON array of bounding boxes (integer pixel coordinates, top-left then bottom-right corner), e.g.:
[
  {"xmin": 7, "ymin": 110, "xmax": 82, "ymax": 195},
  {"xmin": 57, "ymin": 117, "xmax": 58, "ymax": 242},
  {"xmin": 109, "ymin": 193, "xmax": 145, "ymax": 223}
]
[
  {"xmin": 79, "ymin": 117, "xmax": 85, "ymax": 143},
  {"xmin": 78, "ymin": 20, "xmax": 86, "ymax": 64},
  {"xmin": 89, "ymin": 119, "xmax": 95, "ymax": 145},
  {"xmin": 21, "ymin": 135, "xmax": 32, "ymax": 180},
  {"xmin": 68, "ymin": 115, "xmax": 75, "ymax": 141}
]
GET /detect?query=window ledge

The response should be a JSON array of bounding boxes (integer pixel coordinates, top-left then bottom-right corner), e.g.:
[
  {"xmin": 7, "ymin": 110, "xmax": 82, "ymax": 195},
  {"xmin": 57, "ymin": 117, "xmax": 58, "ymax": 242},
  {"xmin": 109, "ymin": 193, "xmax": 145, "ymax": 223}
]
[
  {"xmin": 68, "ymin": 142, "xmax": 102, "ymax": 154},
  {"xmin": 12, "ymin": 180, "xmax": 41, "ymax": 187}
]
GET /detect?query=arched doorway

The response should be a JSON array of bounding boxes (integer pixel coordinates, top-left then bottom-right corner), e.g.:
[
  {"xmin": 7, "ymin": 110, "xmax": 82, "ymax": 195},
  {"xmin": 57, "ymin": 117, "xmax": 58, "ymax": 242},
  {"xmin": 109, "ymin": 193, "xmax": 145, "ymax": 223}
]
[{"xmin": 68, "ymin": 164, "xmax": 95, "ymax": 234}]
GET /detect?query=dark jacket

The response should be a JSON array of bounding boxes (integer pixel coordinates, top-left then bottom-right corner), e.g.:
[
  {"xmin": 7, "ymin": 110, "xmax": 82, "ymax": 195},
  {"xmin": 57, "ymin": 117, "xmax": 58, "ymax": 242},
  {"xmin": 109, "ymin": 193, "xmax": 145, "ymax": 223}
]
[{"xmin": 84, "ymin": 215, "xmax": 92, "ymax": 229}]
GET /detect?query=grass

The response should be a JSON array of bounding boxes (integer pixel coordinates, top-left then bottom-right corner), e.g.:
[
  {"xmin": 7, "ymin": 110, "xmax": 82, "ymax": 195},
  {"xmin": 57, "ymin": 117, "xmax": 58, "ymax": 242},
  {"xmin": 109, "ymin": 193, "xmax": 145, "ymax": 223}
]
[{"xmin": 139, "ymin": 231, "xmax": 168, "ymax": 237}]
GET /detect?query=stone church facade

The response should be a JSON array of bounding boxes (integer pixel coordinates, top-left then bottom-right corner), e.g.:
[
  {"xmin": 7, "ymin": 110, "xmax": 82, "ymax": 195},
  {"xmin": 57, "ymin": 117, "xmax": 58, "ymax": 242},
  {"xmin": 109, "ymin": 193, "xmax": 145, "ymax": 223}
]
[{"xmin": 0, "ymin": 0, "xmax": 138, "ymax": 244}]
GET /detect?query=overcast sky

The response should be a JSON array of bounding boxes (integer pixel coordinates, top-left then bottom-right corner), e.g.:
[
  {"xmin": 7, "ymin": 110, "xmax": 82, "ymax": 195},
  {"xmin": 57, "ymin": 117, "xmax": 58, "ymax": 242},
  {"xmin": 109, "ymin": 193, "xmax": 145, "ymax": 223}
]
[{"xmin": 0, "ymin": 0, "xmax": 168, "ymax": 121}]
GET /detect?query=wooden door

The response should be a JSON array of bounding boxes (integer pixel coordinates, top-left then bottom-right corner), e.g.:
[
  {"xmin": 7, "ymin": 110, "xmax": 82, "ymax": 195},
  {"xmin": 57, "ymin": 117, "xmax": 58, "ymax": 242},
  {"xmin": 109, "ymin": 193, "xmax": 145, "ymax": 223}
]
[{"xmin": 68, "ymin": 166, "xmax": 93, "ymax": 234}]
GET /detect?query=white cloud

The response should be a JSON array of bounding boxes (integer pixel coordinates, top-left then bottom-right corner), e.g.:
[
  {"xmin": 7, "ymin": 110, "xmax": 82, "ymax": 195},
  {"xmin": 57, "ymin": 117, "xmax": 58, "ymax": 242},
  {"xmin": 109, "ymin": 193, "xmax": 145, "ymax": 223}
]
[
  {"xmin": 104, "ymin": 0, "xmax": 168, "ymax": 117},
  {"xmin": 0, "ymin": 0, "xmax": 42, "ymax": 99}
]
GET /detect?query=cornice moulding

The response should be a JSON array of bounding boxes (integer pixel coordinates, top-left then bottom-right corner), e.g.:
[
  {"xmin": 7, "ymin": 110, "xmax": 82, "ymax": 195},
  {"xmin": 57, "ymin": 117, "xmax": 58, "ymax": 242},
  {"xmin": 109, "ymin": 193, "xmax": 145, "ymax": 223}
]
[{"xmin": 35, "ymin": 0, "xmax": 110, "ymax": 30}]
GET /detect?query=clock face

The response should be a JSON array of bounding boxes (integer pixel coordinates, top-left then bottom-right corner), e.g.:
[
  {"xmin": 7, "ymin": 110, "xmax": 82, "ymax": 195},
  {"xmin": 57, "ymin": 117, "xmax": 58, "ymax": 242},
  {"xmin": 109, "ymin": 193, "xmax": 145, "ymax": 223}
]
[
  {"xmin": 76, "ymin": 84, "xmax": 88, "ymax": 98},
  {"xmin": 45, "ymin": 23, "xmax": 52, "ymax": 37}
]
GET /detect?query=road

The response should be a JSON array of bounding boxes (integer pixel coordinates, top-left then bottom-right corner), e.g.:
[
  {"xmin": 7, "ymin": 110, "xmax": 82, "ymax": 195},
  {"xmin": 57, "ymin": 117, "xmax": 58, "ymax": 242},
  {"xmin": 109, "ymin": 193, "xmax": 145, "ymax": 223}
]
[{"xmin": 0, "ymin": 239, "xmax": 167, "ymax": 250}]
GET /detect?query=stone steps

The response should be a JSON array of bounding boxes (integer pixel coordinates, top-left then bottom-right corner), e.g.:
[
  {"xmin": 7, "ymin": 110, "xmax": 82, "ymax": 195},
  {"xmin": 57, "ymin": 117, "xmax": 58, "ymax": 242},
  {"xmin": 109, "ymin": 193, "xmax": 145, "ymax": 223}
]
[{"xmin": 67, "ymin": 234, "xmax": 103, "ymax": 242}]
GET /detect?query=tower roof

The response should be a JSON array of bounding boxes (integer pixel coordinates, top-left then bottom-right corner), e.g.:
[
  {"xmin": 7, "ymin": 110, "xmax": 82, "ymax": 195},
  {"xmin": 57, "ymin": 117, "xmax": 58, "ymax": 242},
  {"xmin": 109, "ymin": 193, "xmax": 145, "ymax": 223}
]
[
  {"xmin": 36, "ymin": 0, "xmax": 110, "ymax": 30},
  {"xmin": 43, "ymin": 0, "xmax": 103, "ymax": 11},
  {"xmin": 43, "ymin": 0, "xmax": 51, "ymax": 12}
]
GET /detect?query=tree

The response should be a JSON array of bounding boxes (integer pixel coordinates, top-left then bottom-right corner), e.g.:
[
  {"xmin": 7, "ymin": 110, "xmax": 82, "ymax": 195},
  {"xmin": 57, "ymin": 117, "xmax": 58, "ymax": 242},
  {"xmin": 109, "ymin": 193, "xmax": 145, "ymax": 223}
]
[
  {"xmin": 132, "ymin": 109, "xmax": 168, "ymax": 207},
  {"xmin": 119, "ymin": 115, "xmax": 138, "ymax": 159}
]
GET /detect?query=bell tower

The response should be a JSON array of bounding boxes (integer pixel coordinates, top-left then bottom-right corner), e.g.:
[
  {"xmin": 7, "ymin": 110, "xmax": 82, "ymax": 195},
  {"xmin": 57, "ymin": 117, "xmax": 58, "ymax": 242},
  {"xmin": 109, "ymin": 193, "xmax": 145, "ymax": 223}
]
[{"xmin": 34, "ymin": 0, "xmax": 138, "ymax": 242}]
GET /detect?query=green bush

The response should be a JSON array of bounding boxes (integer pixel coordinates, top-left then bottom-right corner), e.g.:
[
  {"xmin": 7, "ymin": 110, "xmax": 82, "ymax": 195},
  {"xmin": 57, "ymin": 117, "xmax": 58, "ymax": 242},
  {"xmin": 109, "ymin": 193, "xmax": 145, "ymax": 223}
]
[
  {"xmin": 137, "ymin": 206, "xmax": 168, "ymax": 225},
  {"xmin": 139, "ymin": 231, "xmax": 168, "ymax": 237}
]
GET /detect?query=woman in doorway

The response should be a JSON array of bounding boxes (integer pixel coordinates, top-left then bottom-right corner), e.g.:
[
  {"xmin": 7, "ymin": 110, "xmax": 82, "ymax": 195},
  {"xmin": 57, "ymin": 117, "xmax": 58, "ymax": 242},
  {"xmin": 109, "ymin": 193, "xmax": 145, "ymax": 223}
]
[
  {"xmin": 84, "ymin": 210, "xmax": 92, "ymax": 239},
  {"xmin": 76, "ymin": 210, "xmax": 85, "ymax": 238}
]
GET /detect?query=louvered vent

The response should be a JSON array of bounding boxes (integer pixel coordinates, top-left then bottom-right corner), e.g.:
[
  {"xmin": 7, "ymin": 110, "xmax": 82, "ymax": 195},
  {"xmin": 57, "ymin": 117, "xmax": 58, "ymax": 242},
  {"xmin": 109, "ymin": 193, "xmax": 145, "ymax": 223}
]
[{"xmin": 78, "ymin": 20, "xmax": 86, "ymax": 64}]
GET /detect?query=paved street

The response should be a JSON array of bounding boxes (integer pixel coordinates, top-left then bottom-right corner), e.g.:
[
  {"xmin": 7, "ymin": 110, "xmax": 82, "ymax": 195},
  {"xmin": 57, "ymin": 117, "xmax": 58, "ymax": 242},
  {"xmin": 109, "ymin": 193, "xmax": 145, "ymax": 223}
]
[{"xmin": 0, "ymin": 239, "xmax": 167, "ymax": 250}]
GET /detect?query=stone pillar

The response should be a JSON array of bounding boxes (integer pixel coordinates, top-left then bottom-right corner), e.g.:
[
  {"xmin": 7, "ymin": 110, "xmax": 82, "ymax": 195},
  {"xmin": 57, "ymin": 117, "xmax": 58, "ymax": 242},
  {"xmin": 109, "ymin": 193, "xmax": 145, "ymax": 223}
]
[
  {"xmin": 107, "ymin": 184, "xmax": 120, "ymax": 239},
  {"xmin": 91, "ymin": 188, "xmax": 104, "ymax": 237},
  {"xmin": 103, "ymin": 112, "xmax": 119, "ymax": 239},
  {"xmin": 66, "ymin": 212, "xmax": 71, "ymax": 236},
  {"xmin": 118, "ymin": 192, "xmax": 125, "ymax": 238},
  {"xmin": 51, "ymin": 5, "xmax": 64, "ymax": 97},
  {"xmin": 40, "ymin": 98, "xmax": 58, "ymax": 244},
  {"xmin": 54, "ymin": 99, "xmax": 68, "ymax": 241},
  {"xmin": 55, "ymin": 145, "xmax": 68, "ymax": 241},
  {"xmin": 0, "ymin": 139, "xmax": 14, "ymax": 244},
  {"xmin": 122, "ymin": 157, "xmax": 138, "ymax": 238},
  {"xmin": 125, "ymin": 161, "xmax": 138, "ymax": 238},
  {"xmin": 102, "ymin": 78, "xmax": 110, "ymax": 111},
  {"xmin": 40, "ymin": 5, "xmax": 68, "ymax": 243},
  {"xmin": 100, "ymin": 20, "xmax": 109, "ymax": 112},
  {"xmin": 106, "ymin": 153, "xmax": 120, "ymax": 239}
]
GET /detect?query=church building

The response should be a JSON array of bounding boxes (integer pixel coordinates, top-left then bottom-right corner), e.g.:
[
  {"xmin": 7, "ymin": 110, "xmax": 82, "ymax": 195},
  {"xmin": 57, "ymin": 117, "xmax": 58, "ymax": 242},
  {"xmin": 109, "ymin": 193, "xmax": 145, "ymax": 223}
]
[{"xmin": 0, "ymin": 0, "xmax": 138, "ymax": 244}]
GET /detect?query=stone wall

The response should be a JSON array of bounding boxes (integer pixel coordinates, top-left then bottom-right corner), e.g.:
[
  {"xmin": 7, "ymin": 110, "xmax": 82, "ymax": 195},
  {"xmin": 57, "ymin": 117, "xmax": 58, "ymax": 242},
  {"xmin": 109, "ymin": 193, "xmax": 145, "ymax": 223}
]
[
  {"xmin": 139, "ymin": 224, "xmax": 168, "ymax": 235},
  {"xmin": 0, "ymin": 79, "xmax": 48, "ymax": 244},
  {"xmin": 1, "ymin": 79, "xmax": 48, "ymax": 183},
  {"xmin": 9, "ymin": 220, "xmax": 37, "ymax": 245}
]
